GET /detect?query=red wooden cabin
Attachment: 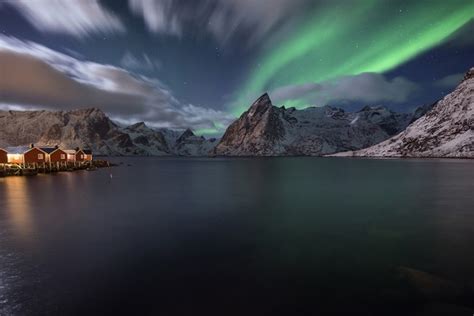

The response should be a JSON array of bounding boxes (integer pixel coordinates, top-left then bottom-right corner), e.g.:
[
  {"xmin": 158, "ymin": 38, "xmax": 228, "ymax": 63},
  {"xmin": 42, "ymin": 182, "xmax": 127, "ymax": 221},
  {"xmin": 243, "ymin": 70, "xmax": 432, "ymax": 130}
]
[
  {"xmin": 0, "ymin": 148, "xmax": 7, "ymax": 164},
  {"xmin": 75, "ymin": 149, "xmax": 93, "ymax": 162},
  {"xmin": 50, "ymin": 148, "xmax": 68, "ymax": 163},
  {"xmin": 24, "ymin": 147, "xmax": 48, "ymax": 164}
]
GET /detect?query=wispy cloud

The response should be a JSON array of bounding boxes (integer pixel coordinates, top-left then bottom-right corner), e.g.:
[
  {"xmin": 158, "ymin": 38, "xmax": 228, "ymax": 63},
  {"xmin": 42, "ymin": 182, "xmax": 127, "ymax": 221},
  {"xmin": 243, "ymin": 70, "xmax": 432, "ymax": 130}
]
[
  {"xmin": 433, "ymin": 73, "xmax": 464, "ymax": 88},
  {"xmin": 120, "ymin": 51, "xmax": 161, "ymax": 71},
  {"xmin": 0, "ymin": 35, "xmax": 233, "ymax": 131},
  {"xmin": 6, "ymin": 0, "xmax": 125, "ymax": 38},
  {"xmin": 128, "ymin": 0, "xmax": 308, "ymax": 47},
  {"xmin": 129, "ymin": 0, "xmax": 181, "ymax": 36},
  {"xmin": 271, "ymin": 73, "xmax": 419, "ymax": 107}
]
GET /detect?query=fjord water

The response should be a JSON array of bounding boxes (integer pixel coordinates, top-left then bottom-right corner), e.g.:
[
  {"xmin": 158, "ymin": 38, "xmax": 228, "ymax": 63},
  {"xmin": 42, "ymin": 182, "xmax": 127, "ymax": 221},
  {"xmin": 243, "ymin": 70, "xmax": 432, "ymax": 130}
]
[{"xmin": 1, "ymin": 158, "xmax": 473, "ymax": 315}]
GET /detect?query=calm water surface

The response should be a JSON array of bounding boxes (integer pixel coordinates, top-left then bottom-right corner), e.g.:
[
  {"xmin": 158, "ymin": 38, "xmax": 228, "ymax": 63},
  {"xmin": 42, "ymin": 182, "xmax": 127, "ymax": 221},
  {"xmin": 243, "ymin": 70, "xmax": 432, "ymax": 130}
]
[{"xmin": 0, "ymin": 157, "xmax": 473, "ymax": 315}]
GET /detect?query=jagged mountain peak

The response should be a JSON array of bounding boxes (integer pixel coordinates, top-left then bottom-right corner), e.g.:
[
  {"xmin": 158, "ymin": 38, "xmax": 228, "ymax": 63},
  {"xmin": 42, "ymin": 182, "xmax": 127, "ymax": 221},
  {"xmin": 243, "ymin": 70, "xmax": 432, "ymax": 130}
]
[
  {"xmin": 127, "ymin": 122, "xmax": 149, "ymax": 131},
  {"xmin": 462, "ymin": 67, "xmax": 474, "ymax": 82},
  {"xmin": 253, "ymin": 93, "xmax": 271, "ymax": 105},
  {"xmin": 69, "ymin": 107, "xmax": 106, "ymax": 116},
  {"xmin": 248, "ymin": 93, "xmax": 273, "ymax": 116},
  {"xmin": 177, "ymin": 128, "xmax": 195, "ymax": 141}
]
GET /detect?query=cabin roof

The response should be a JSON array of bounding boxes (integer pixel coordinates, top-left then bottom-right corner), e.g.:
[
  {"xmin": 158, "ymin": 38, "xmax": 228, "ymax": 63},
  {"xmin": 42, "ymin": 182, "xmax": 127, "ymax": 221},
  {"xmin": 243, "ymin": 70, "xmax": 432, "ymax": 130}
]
[
  {"xmin": 39, "ymin": 147, "xmax": 58, "ymax": 154},
  {"xmin": 5, "ymin": 146, "xmax": 30, "ymax": 154},
  {"xmin": 83, "ymin": 149, "xmax": 92, "ymax": 155},
  {"xmin": 0, "ymin": 148, "xmax": 7, "ymax": 153},
  {"xmin": 50, "ymin": 147, "xmax": 67, "ymax": 155},
  {"xmin": 63, "ymin": 149, "xmax": 77, "ymax": 154}
]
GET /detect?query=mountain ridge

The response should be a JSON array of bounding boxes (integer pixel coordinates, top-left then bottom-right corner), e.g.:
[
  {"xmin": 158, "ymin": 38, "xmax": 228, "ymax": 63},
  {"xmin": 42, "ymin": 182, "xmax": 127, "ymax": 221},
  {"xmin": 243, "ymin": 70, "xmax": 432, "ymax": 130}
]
[
  {"xmin": 0, "ymin": 108, "xmax": 215, "ymax": 156},
  {"xmin": 333, "ymin": 67, "xmax": 474, "ymax": 158},
  {"xmin": 213, "ymin": 93, "xmax": 431, "ymax": 156}
]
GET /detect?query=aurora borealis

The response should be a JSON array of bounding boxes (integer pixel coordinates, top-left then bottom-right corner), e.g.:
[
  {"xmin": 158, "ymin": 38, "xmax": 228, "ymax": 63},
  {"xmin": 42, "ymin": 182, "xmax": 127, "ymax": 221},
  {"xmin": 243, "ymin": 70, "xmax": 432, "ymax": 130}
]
[
  {"xmin": 234, "ymin": 0, "xmax": 474, "ymax": 114},
  {"xmin": 0, "ymin": 0, "xmax": 473, "ymax": 134}
]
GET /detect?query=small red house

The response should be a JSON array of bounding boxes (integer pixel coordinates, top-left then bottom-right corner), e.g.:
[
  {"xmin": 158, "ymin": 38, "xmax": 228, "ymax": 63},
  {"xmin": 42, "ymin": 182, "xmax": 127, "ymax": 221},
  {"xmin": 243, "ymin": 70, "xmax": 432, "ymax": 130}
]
[
  {"xmin": 76, "ymin": 149, "xmax": 86, "ymax": 162},
  {"xmin": 75, "ymin": 149, "xmax": 93, "ymax": 162},
  {"xmin": 83, "ymin": 149, "xmax": 93, "ymax": 161},
  {"xmin": 0, "ymin": 148, "xmax": 7, "ymax": 164},
  {"xmin": 24, "ymin": 147, "xmax": 48, "ymax": 164},
  {"xmin": 49, "ymin": 148, "xmax": 68, "ymax": 163},
  {"xmin": 39, "ymin": 146, "xmax": 67, "ymax": 163}
]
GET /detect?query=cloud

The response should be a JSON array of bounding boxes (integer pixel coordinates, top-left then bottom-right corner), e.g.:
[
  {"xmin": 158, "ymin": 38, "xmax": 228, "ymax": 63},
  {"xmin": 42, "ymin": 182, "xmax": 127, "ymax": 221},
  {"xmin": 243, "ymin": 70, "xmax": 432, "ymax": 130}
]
[
  {"xmin": 6, "ymin": 0, "xmax": 125, "ymax": 38},
  {"xmin": 0, "ymin": 35, "xmax": 233, "ymax": 131},
  {"xmin": 207, "ymin": 0, "xmax": 307, "ymax": 46},
  {"xmin": 434, "ymin": 73, "xmax": 464, "ymax": 88},
  {"xmin": 128, "ymin": 0, "xmax": 308, "ymax": 46},
  {"xmin": 129, "ymin": 0, "xmax": 181, "ymax": 36},
  {"xmin": 120, "ymin": 51, "xmax": 161, "ymax": 71},
  {"xmin": 271, "ymin": 73, "xmax": 419, "ymax": 106}
]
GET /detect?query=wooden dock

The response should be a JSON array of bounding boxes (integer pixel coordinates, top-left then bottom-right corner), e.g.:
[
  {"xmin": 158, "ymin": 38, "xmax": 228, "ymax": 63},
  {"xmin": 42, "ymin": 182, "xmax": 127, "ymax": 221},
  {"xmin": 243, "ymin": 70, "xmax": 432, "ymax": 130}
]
[{"xmin": 0, "ymin": 160, "xmax": 111, "ymax": 178}]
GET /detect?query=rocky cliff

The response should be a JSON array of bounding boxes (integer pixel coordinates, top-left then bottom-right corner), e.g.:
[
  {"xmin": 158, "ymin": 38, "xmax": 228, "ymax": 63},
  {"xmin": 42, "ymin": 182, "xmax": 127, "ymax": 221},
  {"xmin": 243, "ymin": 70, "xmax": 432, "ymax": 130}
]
[{"xmin": 213, "ymin": 93, "xmax": 427, "ymax": 156}]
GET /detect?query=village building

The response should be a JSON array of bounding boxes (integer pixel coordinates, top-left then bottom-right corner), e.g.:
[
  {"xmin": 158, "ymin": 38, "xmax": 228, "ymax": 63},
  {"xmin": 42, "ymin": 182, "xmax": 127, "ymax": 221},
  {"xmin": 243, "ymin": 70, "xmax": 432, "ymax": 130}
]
[
  {"xmin": 50, "ymin": 148, "xmax": 67, "ymax": 163},
  {"xmin": 64, "ymin": 149, "xmax": 77, "ymax": 163},
  {"xmin": 42, "ymin": 146, "xmax": 68, "ymax": 164},
  {"xmin": 38, "ymin": 147, "xmax": 56, "ymax": 162},
  {"xmin": 83, "ymin": 149, "xmax": 93, "ymax": 161},
  {"xmin": 24, "ymin": 146, "xmax": 48, "ymax": 165},
  {"xmin": 0, "ymin": 148, "xmax": 7, "ymax": 164},
  {"xmin": 75, "ymin": 149, "xmax": 93, "ymax": 162}
]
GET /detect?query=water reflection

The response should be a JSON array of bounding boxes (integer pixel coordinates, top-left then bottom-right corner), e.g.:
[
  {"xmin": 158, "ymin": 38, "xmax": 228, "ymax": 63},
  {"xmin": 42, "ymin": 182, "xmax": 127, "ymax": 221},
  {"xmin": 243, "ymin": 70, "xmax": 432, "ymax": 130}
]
[
  {"xmin": 0, "ymin": 158, "xmax": 473, "ymax": 315},
  {"xmin": 1, "ymin": 177, "xmax": 35, "ymax": 239}
]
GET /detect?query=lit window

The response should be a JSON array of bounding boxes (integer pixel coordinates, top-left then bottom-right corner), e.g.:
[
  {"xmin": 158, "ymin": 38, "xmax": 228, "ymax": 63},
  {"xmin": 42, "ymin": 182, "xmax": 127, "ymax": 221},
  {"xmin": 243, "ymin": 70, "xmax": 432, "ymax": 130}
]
[
  {"xmin": 61, "ymin": 154, "xmax": 65, "ymax": 159},
  {"xmin": 38, "ymin": 154, "xmax": 43, "ymax": 160},
  {"xmin": 80, "ymin": 154, "xmax": 84, "ymax": 159}
]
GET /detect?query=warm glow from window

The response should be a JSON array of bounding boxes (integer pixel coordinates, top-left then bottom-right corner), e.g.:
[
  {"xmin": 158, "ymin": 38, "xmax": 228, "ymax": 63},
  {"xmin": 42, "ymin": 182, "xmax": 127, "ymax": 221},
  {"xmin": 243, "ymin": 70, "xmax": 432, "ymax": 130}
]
[
  {"xmin": 38, "ymin": 154, "xmax": 43, "ymax": 160},
  {"xmin": 61, "ymin": 154, "xmax": 65, "ymax": 159},
  {"xmin": 7, "ymin": 154, "xmax": 22, "ymax": 163}
]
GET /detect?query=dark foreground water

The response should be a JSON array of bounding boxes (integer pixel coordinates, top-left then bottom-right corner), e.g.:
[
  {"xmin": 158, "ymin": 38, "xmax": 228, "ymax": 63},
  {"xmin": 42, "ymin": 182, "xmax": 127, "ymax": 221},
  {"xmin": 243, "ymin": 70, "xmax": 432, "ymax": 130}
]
[{"xmin": 1, "ymin": 157, "xmax": 474, "ymax": 315}]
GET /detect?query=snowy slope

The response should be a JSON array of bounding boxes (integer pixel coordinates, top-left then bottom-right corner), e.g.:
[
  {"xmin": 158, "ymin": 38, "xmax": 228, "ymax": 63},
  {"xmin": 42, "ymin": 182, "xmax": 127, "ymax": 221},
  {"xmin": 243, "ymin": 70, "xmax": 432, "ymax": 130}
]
[{"xmin": 335, "ymin": 68, "xmax": 474, "ymax": 158}]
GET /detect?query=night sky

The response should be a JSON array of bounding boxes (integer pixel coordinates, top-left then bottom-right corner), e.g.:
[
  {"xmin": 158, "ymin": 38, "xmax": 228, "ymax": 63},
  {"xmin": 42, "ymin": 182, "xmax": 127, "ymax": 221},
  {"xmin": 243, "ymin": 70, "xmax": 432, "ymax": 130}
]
[{"xmin": 0, "ymin": 0, "xmax": 473, "ymax": 135}]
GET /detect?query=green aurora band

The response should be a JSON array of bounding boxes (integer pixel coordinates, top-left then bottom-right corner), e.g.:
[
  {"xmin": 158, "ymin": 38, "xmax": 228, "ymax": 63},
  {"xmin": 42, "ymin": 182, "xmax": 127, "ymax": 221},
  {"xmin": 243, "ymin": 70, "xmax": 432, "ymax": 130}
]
[{"xmin": 232, "ymin": 0, "xmax": 474, "ymax": 115}]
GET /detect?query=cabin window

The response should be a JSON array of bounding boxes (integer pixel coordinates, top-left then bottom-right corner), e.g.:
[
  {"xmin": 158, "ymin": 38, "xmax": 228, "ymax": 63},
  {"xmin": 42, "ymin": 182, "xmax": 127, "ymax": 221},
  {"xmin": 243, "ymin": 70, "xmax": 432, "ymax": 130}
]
[
  {"xmin": 38, "ymin": 154, "xmax": 43, "ymax": 160},
  {"xmin": 80, "ymin": 154, "xmax": 84, "ymax": 159},
  {"xmin": 61, "ymin": 154, "xmax": 66, "ymax": 159}
]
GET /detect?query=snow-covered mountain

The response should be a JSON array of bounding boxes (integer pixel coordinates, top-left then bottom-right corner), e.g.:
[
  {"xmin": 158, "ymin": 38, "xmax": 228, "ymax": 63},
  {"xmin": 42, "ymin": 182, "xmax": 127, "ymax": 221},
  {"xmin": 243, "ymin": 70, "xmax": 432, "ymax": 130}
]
[
  {"xmin": 0, "ymin": 108, "xmax": 216, "ymax": 156},
  {"xmin": 335, "ymin": 68, "xmax": 474, "ymax": 158},
  {"xmin": 213, "ymin": 93, "xmax": 428, "ymax": 156}
]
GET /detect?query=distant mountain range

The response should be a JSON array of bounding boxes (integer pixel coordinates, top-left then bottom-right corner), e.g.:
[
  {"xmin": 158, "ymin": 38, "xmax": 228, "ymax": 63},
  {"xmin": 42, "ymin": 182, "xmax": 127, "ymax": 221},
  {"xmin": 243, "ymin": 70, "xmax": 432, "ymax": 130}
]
[
  {"xmin": 0, "ymin": 67, "xmax": 472, "ymax": 158},
  {"xmin": 0, "ymin": 108, "xmax": 217, "ymax": 156},
  {"xmin": 212, "ymin": 93, "xmax": 431, "ymax": 156}
]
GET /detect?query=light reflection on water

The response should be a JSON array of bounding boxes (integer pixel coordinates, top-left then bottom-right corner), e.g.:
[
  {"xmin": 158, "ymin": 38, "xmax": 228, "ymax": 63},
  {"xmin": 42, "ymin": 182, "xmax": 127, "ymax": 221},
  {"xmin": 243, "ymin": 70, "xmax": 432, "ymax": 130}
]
[{"xmin": 2, "ymin": 177, "xmax": 34, "ymax": 239}]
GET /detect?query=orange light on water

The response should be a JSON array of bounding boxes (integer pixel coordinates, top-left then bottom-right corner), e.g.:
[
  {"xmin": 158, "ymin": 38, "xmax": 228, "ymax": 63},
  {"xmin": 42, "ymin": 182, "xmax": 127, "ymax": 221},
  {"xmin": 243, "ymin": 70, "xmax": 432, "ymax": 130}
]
[{"xmin": 2, "ymin": 177, "xmax": 34, "ymax": 239}]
